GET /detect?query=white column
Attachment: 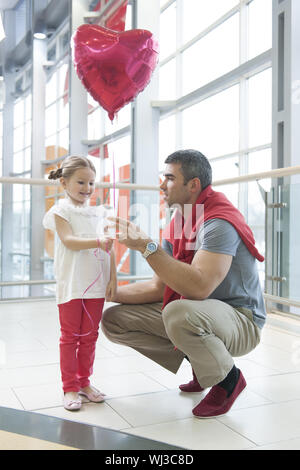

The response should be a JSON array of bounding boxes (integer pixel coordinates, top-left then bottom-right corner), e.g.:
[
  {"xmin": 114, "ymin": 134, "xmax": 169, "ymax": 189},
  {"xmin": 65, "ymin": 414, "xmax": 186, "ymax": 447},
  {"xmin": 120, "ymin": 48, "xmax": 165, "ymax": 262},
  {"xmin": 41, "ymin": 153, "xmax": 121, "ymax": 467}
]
[
  {"xmin": 131, "ymin": 0, "xmax": 160, "ymax": 276},
  {"xmin": 69, "ymin": 0, "xmax": 89, "ymax": 155},
  {"xmin": 271, "ymin": 0, "xmax": 300, "ymax": 304},
  {"xmin": 1, "ymin": 10, "xmax": 15, "ymax": 297},
  {"xmin": 287, "ymin": 0, "xmax": 300, "ymax": 304},
  {"xmin": 30, "ymin": 36, "xmax": 47, "ymax": 295}
]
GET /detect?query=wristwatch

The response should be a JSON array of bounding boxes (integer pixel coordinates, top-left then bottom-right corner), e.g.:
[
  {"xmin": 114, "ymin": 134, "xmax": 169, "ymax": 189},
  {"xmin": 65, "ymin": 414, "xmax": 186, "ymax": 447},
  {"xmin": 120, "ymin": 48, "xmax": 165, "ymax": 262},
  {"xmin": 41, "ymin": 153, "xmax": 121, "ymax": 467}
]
[{"xmin": 142, "ymin": 241, "xmax": 158, "ymax": 259}]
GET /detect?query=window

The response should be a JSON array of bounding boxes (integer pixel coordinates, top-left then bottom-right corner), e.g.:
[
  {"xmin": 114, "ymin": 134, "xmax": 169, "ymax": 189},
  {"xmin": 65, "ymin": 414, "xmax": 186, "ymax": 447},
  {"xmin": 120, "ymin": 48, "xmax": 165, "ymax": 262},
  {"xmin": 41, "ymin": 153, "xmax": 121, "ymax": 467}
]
[
  {"xmin": 13, "ymin": 92, "xmax": 32, "ymax": 176},
  {"xmin": 45, "ymin": 61, "xmax": 69, "ymax": 159},
  {"xmin": 247, "ymin": 148, "xmax": 272, "ymax": 284},
  {"xmin": 182, "ymin": 13, "xmax": 239, "ymax": 95},
  {"xmin": 159, "ymin": 114, "xmax": 176, "ymax": 171},
  {"xmin": 159, "ymin": 59, "xmax": 176, "ymax": 100},
  {"xmin": 158, "ymin": 1, "xmax": 273, "ymax": 292},
  {"xmin": 248, "ymin": 68, "xmax": 272, "ymax": 148},
  {"xmin": 248, "ymin": 0, "xmax": 272, "ymax": 60},
  {"xmin": 0, "ymin": 110, "xmax": 2, "ymax": 281},
  {"xmin": 211, "ymin": 156, "xmax": 239, "ymax": 207},
  {"xmin": 11, "ymin": 92, "xmax": 32, "ymax": 287},
  {"xmin": 182, "ymin": 85, "xmax": 240, "ymax": 159},
  {"xmin": 182, "ymin": 0, "xmax": 238, "ymax": 43},
  {"xmin": 159, "ymin": 2, "xmax": 177, "ymax": 61}
]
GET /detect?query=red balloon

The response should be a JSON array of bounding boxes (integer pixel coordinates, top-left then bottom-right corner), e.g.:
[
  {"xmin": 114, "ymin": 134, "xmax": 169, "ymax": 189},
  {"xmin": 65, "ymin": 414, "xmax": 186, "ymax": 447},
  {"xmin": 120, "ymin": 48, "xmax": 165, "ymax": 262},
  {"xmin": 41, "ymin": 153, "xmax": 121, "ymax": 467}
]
[{"xmin": 72, "ymin": 24, "xmax": 159, "ymax": 121}]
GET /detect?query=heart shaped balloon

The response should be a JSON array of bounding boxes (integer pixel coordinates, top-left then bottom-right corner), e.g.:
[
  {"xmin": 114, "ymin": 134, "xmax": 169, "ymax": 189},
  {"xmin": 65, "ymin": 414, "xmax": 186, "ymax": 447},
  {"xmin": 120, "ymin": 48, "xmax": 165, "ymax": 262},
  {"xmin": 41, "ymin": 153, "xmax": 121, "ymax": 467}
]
[{"xmin": 72, "ymin": 24, "xmax": 159, "ymax": 121}]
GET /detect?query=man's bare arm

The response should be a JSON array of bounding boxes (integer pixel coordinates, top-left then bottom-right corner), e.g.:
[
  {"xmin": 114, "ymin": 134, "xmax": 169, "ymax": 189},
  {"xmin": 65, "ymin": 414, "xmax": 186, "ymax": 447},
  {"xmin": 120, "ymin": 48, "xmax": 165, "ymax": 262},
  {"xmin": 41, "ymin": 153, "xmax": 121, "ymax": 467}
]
[
  {"xmin": 108, "ymin": 216, "xmax": 232, "ymax": 302},
  {"xmin": 145, "ymin": 246, "xmax": 232, "ymax": 300},
  {"xmin": 113, "ymin": 273, "xmax": 165, "ymax": 304}
]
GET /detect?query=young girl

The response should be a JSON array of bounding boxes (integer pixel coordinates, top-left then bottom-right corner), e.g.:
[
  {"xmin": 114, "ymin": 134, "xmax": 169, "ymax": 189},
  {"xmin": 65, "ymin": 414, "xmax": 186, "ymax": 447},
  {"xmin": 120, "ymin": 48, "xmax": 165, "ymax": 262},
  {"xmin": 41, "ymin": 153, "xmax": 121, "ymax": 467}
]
[{"xmin": 43, "ymin": 156, "xmax": 117, "ymax": 411}]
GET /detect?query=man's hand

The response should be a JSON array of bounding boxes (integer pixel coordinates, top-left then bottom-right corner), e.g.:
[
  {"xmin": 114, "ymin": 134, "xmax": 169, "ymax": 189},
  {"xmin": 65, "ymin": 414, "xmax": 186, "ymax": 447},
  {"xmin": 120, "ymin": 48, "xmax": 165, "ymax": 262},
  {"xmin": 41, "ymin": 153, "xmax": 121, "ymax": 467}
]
[{"xmin": 108, "ymin": 216, "xmax": 151, "ymax": 253}]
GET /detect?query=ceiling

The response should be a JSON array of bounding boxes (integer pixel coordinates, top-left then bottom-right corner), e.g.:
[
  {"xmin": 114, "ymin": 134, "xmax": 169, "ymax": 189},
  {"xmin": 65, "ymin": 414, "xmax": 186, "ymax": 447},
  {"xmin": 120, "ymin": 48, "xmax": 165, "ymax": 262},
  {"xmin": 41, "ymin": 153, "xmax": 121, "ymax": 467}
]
[{"xmin": 0, "ymin": 1, "xmax": 20, "ymax": 10}]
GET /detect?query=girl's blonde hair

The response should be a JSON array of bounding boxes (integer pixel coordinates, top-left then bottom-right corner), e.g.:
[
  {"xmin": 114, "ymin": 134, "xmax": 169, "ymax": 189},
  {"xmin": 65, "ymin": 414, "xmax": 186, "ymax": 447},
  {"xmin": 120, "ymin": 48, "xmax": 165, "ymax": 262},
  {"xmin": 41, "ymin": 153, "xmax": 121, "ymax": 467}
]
[{"xmin": 48, "ymin": 156, "xmax": 96, "ymax": 180}]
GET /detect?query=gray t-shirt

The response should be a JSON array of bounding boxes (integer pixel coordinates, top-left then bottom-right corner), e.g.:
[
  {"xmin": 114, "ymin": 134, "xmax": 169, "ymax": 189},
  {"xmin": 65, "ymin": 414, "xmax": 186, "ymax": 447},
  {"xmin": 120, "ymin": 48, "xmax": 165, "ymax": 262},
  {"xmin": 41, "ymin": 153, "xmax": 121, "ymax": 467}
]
[{"xmin": 162, "ymin": 218, "xmax": 266, "ymax": 329}]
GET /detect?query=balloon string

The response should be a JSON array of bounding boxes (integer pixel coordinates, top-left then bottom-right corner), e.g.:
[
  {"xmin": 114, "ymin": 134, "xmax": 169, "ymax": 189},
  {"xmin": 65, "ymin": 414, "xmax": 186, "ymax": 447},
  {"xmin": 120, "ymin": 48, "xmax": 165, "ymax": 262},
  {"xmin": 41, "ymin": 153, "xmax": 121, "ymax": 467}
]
[
  {"xmin": 111, "ymin": 116, "xmax": 117, "ymax": 213},
  {"xmin": 72, "ymin": 272, "xmax": 100, "ymax": 338},
  {"xmin": 74, "ymin": 114, "xmax": 117, "ymax": 338},
  {"xmin": 73, "ymin": 239, "xmax": 111, "ymax": 338},
  {"xmin": 113, "ymin": 151, "xmax": 116, "ymax": 212}
]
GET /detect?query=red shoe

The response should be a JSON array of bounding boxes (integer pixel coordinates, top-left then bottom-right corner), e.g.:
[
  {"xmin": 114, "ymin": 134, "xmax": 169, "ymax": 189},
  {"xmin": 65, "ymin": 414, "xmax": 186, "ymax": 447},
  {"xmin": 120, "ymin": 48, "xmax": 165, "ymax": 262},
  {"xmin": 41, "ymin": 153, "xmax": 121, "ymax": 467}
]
[
  {"xmin": 192, "ymin": 370, "xmax": 246, "ymax": 418},
  {"xmin": 179, "ymin": 369, "xmax": 205, "ymax": 393}
]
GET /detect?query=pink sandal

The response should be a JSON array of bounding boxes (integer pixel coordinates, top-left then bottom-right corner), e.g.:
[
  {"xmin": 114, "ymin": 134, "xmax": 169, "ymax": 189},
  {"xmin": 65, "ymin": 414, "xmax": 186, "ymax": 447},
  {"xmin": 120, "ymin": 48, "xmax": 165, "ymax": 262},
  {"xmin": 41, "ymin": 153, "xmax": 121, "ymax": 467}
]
[
  {"xmin": 79, "ymin": 386, "xmax": 106, "ymax": 403},
  {"xmin": 63, "ymin": 392, "xmax": 82, "ymax": 411}
]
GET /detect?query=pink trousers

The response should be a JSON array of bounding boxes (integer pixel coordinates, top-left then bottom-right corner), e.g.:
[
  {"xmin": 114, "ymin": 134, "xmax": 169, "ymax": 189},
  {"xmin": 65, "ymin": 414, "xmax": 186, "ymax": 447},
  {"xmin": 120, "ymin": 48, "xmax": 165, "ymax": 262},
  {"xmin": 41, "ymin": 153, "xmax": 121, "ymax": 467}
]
[{"xmin": 58, "ymin": 298, "xmax": 104, "ymax": 393}]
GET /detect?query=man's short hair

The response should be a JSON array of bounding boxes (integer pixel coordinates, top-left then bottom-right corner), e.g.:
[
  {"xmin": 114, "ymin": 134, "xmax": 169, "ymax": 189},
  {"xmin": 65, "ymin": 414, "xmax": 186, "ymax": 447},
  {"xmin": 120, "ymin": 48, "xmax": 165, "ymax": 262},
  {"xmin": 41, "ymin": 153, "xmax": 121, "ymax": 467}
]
[{"xmin": 165, "ymin": 149, "xmax": 212, "ymax": 189}]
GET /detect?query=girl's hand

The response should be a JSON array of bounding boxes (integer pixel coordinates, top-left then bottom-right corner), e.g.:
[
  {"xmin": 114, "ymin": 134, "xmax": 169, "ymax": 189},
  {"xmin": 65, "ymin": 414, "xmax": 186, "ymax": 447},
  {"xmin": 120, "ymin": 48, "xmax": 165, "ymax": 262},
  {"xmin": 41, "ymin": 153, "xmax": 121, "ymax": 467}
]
[
  {"xmin": 105, "ymin": 278, "xmax": 117, "ymax": 302},
  {"xmin": 98, "ymin": 237, "xmax": 113, "ymax": 252}
]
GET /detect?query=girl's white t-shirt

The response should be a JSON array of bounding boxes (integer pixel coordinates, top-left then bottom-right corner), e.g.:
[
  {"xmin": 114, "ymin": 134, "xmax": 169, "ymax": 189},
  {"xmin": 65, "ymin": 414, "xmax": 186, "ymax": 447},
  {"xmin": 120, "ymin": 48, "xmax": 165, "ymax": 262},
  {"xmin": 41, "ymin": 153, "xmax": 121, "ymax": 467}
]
[{"xmin": 43, "ymin": 198, "xmax": 111, "ymax": 305}]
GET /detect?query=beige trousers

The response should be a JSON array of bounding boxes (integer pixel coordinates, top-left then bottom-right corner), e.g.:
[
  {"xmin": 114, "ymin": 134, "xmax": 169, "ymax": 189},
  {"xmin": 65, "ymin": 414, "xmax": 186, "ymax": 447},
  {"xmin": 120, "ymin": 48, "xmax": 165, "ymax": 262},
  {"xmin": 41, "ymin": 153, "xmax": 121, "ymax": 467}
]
[{"xmin": 101, "ymin": 298, "xmax": 261, "ymax": 388}]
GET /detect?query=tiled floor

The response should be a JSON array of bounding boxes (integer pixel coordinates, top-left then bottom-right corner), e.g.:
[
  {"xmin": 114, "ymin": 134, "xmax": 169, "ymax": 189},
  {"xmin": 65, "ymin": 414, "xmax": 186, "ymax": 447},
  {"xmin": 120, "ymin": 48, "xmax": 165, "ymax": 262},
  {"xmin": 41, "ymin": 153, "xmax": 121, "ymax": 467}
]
[
  {"xmin": 1, "ymin": 299, "xmax": 300, "ymax": 450},
  {"xmin": 0, "ymin": 430, "xmax": 76, "ymax": 450}
]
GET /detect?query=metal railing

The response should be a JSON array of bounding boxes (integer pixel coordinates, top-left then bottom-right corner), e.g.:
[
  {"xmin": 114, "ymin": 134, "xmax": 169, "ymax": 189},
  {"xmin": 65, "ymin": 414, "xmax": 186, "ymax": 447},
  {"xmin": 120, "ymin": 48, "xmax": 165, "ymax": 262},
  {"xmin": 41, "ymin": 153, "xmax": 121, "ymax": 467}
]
[
  {"xmin": 0, "ymin": 275, "xmax": 153, "ymax": 287},
  {"xmin": 1, "ymin": 164, "xmax": 300, "ymax": 188}
]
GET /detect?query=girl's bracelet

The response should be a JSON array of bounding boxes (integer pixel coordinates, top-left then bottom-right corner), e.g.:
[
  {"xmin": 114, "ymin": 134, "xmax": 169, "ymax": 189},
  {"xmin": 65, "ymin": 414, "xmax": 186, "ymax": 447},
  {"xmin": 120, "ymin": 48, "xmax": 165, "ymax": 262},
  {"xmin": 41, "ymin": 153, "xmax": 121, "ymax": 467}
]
[
  {"xmin": 95, "ymin": 238, "xmax": 111, "ymax": 255},
  {"xmin": 93, "ymin": 238, "xmax": 101, "ymax": 259},
  {"xmin": 105, "ymin": 239, "xmax": 111, "ymax": 254}
]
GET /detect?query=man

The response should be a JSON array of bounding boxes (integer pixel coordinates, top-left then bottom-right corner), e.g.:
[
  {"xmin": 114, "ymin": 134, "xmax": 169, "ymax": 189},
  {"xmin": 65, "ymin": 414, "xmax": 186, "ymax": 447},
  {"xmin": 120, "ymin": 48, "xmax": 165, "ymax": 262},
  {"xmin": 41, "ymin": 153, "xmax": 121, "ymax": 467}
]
[{"xmin": 102, "ymin": 149, "xmax": 266, "ymax": 418}]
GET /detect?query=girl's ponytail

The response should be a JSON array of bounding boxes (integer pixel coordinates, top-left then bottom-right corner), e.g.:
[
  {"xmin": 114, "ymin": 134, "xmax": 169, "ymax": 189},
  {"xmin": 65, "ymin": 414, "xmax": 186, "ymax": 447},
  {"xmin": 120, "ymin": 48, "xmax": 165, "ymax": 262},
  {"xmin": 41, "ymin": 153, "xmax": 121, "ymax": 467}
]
[{"xmin": 48, "ymin": 168, "xmax": 63, "ymax": 180}]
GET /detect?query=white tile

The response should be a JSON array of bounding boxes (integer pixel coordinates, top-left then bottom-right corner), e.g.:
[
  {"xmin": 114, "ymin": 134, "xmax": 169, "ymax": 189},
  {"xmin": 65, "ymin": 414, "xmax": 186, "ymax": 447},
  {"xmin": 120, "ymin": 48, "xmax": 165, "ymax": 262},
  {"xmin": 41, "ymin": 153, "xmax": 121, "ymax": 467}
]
[
  {"xmin": 218, "ymin": 400, "xmax": 300, "ymax": 446},
  {"xmin": 13, "ymin": 382, "xmax": 63, "ymax": 410},
  {"xmin": 0, "ymin": 313, "xmax": 22, "ymax": 326},
  {"xmin": 92, "ymin": 354, "xmax": 164, "ymax": 378},
  {"xmin": 107, "ymin": 390, "xmax": 204, "ymax": 427},
  {"xmin": 144, "ymin": 369, "xmax": 270, "ymax": 410},
  {"xmin": 0, "ymin": 388, "xmax": 24, "ymax": 410},
  {"xmin": 254, "ymin": 437, "xmax": 300, "ymax": 450},
  {"xmin": 3, "ymin": 337, "xmax": 47, "ymax": 354},
  {"xmin": 0, "ymin": 324, "xmax": 32, "ymax": 342},
  {"xmin": 2, "ymin": 299, "xmax": 300, "ymax": 451},
  {"xmin": 94, "ymin": 345, "xmax": 118, "ymax": 359},
  {"xmin": 0, "ymin": 299, "xmax": 55, "ymax": 311},
  {"xmin": 247, "ymin": 372, "xmax": 300, "ymax": 402},
  {"xmin": 92, "ymin": 372, "xmax": 167, "ymax": 398},
  {"xmin": 36, "ymin": 333, "xmax": 60, "ymax": 349},
  {"xmin": 228, "ymin": 387, "xmax": 271, "ymax": 410},
  {"xmin": 261, "ymin": 326, "xmax": 300, "ymax": 353},
  {"xmin": 128, "ymin": 354, "xmax": 174, "ymax": 372},
  {"xmin": 234, "ymin": 358, "xmax": 278, "ymax": 379},
  {"xmin": 19, "ymin": 318, "xmax": 60, "ymax": 338},
  {"xmin": 0, "ymin": 302, "xmax": 57, "ymax": 327},
  {"xmin": 125, "ymin": 418, "xmax": 255, "ymax": 450},
  {"xmin": 5, "ymin": 348, "xmax": 59, "ymax": 369},
  {"xmin": 0, "ymin": 370, "xmax": 10, "ymax": 389},
  {"xmin": 97, "ymin": 338, "xmax": 142, "ymax": 358},
  {"xmin": 266, "ymin": 314, "xmax": 300, "ymax": 337},
  {"xmin": 34, "ymin": 402, "xmax": 130, "ymax": 430},
  {"xmin": 1, "ymin": 363, "xmax": 61, "ymax": 388},
  {"xmin": 143, "ymin": 365, "xmax": 193, "ymax": 390},
  {"xmin": 244, "ymin": 343, "xmax": 300, "ymax": 373}
]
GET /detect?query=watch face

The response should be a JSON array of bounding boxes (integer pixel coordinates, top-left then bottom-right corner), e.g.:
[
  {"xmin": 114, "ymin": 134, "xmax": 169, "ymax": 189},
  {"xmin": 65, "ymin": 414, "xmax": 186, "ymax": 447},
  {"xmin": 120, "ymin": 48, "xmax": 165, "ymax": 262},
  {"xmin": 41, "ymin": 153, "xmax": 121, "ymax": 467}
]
[{"xmin": 147, "ymin": 242, "xmax": 157, "ymax": 252}]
